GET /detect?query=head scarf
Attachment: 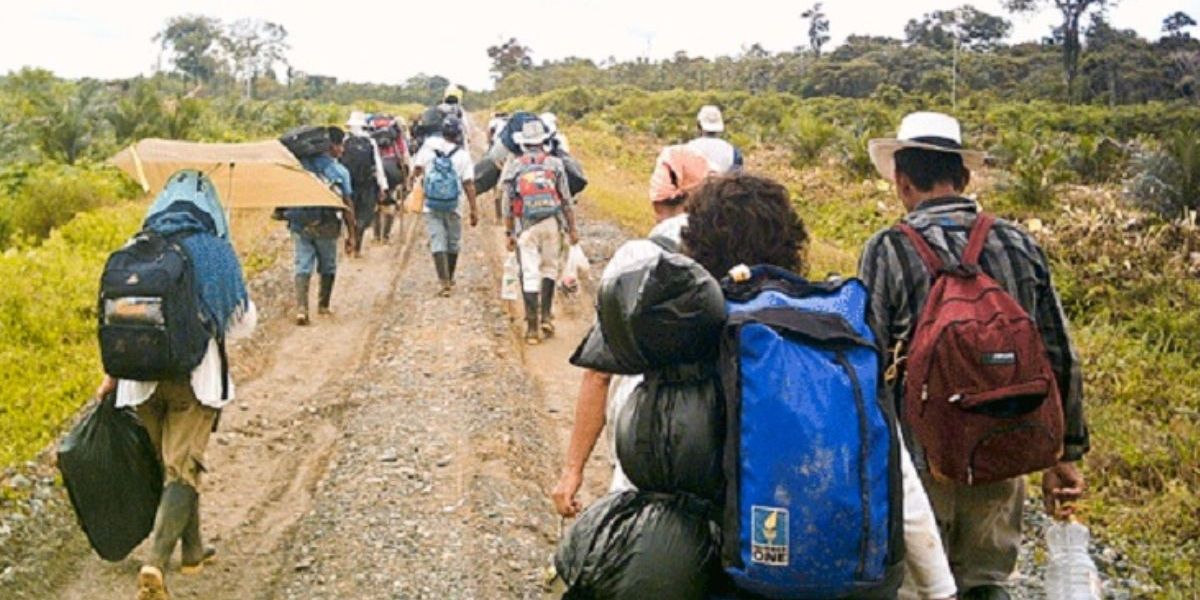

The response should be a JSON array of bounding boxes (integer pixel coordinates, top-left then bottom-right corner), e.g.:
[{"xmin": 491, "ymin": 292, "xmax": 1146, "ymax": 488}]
[
  {"xmin": 143, "ymin": 170, "xmax": 248, "ymax": 336},
  {"xmin": 649, "ymin": 145, "xmax": 712, "ymax": 203}
]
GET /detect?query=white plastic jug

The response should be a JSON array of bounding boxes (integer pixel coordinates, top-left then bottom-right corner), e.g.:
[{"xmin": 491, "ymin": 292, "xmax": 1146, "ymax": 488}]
[
  {"xmin": 1045, "ymin": 519, "xmax": 1103, "ymax": 600},
  {"xmin": 501, "ymin": 252, "xmax": 520, "ymax": 301}
]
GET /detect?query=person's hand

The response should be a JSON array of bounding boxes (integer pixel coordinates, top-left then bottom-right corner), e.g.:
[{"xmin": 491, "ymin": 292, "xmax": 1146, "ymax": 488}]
[
  {"xmin": 469, "ymin": 209, "xmax": 479, "ymax": 228},
  {"xmin": 96, "ymin": 375, "xmax": 116, "ymax": 399},
  {"xmin": 378, "ymin": 189, "xmax": 387, "ymax": 203},
  {"xmin": 569, "ymin": 230, "xmax": 580, "ymax": 246},
  {"xmin": 506, "ymin": 234, "xmax": 517, "ymax": 252},
  {"xmin": 344, "ymin": 236, "xmax": 355, "ymax": 255},
  {"xmin": 552, "ymin": 469, "xmax": 584, "ymax": 517},
  {"xmin": 1043, "ymin": 461, "xmax": 1085, "ymax": 518}
]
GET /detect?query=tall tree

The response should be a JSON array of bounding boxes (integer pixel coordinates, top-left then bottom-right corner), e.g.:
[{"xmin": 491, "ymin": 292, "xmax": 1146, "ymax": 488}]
[
  {"xmin": 487, "ymin": 38, "xmax": 534, "ymax": 81},
  {"xmin": 1163, "ymin": 11, "xmax": 1197, "ymax": 39},
  {"xmin": 801, "ymin": 3, "xmax": 831, "ymax": 56},
  {"xmin": 906, "ymin": 5, "xmax": 1012, "ymax": 51},
  {"xmin": 1003, "ymin": 0, "xmax": 1110, "ymax": 103},
  {"xmin": 154, "ymin": 15, "xmax": 225, "ymax": 85},
  {"xmin": 222, "ymin": 19, "xmax": 289, "ymax": 99}
]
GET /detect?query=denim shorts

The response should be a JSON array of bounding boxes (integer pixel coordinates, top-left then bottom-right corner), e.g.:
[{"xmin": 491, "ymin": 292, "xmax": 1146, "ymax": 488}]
[
  {"xmin": 424, "ymin": 210, "xmax": 462, "ymax": 254},
  {"xmin": 292, "ymin": 232, "xmax": 339, "ymax": 276}
]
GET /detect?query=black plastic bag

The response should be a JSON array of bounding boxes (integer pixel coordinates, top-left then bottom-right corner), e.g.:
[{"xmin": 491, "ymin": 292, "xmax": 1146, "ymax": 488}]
[
  {"xmin": 556, "ymin": 491, "xmax": 717, "ymax": 600},
  {"xmin": 615, "ymin": 364, "xmax": 724, "ymax": 501},
  {"xmin": 57, "ymin": 393, "xmax": 162, "ymax": 561},
  {"xmin": 474, "ymin": 157, "xmax": 501, "ymax": 194},
  {"xmin": 592, "ymin": 252, "xmax": 725, "ymax": 373},
  {"xmin": 557, "ymin": 152, "xmax": 588, "ymax": 196}
]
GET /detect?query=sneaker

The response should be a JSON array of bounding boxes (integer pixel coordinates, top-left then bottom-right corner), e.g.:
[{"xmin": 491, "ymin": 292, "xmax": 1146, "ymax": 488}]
[
  {"xmin": 525, "ymin": 324, "xmax": 541, "ymax": 345},
  {"xmin": 137, "ymin": 565, "xmax": 170, "ymax": 600},
  {"xmin": 318, "ymin": 307, "xmax": 333, "ymax": 316},
  {"xmin": 438, "ymin": 283, "xmax": 452, "ymax": 298},
  {"xmin": 295, "ymin": 312, "xmax": 309, "ymax": 326},
  {"xmin": 181, "ymin": 547, "xmax": 217, "ymax": 576},
  {"xmin": 541, "ymin": 321, "xmax": 555, "ymax": 338}
]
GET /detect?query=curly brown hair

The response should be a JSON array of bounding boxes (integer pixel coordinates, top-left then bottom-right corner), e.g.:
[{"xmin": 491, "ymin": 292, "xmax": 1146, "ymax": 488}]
[{"xmin": 680, "ymin": 173, "xmax": 809, "ymax": 278}]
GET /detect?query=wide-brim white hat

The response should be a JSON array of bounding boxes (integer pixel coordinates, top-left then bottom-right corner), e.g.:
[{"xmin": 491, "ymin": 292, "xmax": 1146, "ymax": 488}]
[
  {"xmin": 868, "ymin": 112, "xmax": 986, "ymax": 181},
  {"xmin": 514, "ymin": 120, "xmax": 551, "ymax": 146}
]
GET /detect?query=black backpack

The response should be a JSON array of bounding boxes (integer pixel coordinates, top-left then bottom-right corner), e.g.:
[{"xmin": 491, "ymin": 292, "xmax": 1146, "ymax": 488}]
[
  {"xmin": 341, "ymin": 136, "xmax": 377, "ymax": 187},
  {"xmin": 279, "ymin": 125, "xmax": 331, "ymax": 159},
  {"xmin": 98, "ymin": 232, "xmax": 211, "ymax": 382}
]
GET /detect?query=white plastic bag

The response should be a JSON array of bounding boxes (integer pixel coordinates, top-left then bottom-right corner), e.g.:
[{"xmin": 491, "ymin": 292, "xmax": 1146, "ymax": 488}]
[
  {"xmin": 501, "ymin": 252, "xmax": 520, "ymax": 301},
  {"xmin": 562, "ymin": 244, "xmax": 591, "ymax": 293}
]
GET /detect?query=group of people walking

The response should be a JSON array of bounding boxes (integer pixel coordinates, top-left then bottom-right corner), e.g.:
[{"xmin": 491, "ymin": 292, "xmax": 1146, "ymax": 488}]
[{"xmin": 85, "ymin": 91, "xmax": 1086, "ymax": 600}]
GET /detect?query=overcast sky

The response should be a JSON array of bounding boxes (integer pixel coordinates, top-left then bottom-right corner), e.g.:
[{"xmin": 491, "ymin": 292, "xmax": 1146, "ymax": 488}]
[{"xmin": 3, "ymin": 0, "xmax": 1195, "ymax": 90}]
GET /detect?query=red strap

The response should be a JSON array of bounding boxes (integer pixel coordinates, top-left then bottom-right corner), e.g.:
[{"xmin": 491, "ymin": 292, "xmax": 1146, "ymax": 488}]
[
  {"xmin": 962, "ymin": 213, "xmax": 995, "ymax": 268},
  {"xmin": 896, "ymin": 223, "xmax": 944, "ymax": 273}
]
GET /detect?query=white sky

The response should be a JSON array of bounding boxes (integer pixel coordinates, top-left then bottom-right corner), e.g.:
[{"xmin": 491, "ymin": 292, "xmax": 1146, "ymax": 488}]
[{"xmin": 3, "ymin": 0, "xmax": 1196, "ymax": 90}]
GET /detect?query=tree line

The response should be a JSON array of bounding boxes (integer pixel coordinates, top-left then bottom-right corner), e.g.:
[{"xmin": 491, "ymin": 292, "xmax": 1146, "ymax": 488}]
[{"xmin": 487, "ymin": 3, "xmax": 1199, "ymax": 106}]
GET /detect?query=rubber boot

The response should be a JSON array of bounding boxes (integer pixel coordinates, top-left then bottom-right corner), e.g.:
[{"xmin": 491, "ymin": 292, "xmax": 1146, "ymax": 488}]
[
  {"xmin": 140, "ymin": 482, "xmax": 197, "ymax": 599},
  {"xmin": 180, "ymin": 497, "xmax": 216, "ymax": 575},
  {"xmin": 540, "ymin": 278, "xmax": 556, "ymax": 338},
  {"xmin": 294, "ymin": 275, "xmax": 311, "ymax": 326},
  {"xmin": 381, "ymin": 212, "xmax": 395, "ymax": 242},
  {"xmin": 318, "ymin": 274, "xmax": 335, "ymax": 316},
  {"xmin": 447, "ymin": 253, "xmax": 459, "ymax": 288},
  {"xmin": 433, "ymin": 252, "xmax": 451, "ymax": 297},
  {"xmin": 523, "ymin": 292, "xmax": 541, "ymax": 345}
]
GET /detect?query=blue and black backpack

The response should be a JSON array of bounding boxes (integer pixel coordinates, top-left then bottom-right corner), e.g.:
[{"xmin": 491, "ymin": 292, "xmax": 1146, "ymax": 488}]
[
  {"xmin": 718, "ymin": 265, "xmax": 903, "ymax": 599},
  {"xmin": 424, "ymin": 147, "xmax": 462, "ymax": 212}
]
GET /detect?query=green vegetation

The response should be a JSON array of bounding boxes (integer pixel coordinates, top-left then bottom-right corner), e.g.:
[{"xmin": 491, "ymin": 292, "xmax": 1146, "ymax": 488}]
[{"xmin": 544, "ymin": 87, "xmax": 1200, "ymax": 591}]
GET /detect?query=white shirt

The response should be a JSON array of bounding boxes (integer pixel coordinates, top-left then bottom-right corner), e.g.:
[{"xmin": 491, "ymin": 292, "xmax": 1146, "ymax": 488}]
[
  {"xmin": 414, "ymin": 135, "xmax": 474, "ymax": 216},
  {"xmin": 599, "ymin": 213, "xmax": 689, "ymax": 493},
  {"xmin": 687, "ymin": 135, "xmax": 739, "ymax": 173},
  {"xmin": 115, "ymin": 301, "xmax": 259, "ymax": 410}
]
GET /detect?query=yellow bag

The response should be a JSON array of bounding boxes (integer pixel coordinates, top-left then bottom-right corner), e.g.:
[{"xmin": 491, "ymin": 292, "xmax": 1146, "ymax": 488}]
[{"xmin": 404, "ymin": 178, "xmax": 425, "ymax": 214}]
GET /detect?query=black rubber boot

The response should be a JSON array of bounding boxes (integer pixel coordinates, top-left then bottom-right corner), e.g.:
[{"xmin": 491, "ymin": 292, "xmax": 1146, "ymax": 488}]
[
  {"xmin": 963, "ymin": 586, "xmax": 1012, "ymax": 600},
  {"xmin": 523, "ymin": 292, "xmax": 541, "ymax": 344},
  {"xmin": 433, "ymin": 252, "xmax": 450, "ymax": 296},
  {"xmin": 540, "ymin": 278, "xmax": 556, "ymax": 338},
  {"xmin": 447, "ymin": 253, "xmax": 459, "ymax": 287},
  {"xmin": 294, "ymin": 275, "xmax": 311, "ymax": 326},
  {"xmin": 318, "ymin": 274, "xmax": 335, "ymax": 315},
  {"xmin": 180, "ymin": 496, "xmax": 216, "ymax": 575},
  {"xmin": 151, "ymin": 482, "xmax": 197, "ymax": 568}
]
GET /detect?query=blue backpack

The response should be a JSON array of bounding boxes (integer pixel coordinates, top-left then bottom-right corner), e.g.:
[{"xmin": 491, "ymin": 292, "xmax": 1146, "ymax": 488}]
[
  {"xmin": 423, "ymin": 147, "xmax": 461, "ymax": 211},
  {"xmin": 719, "ymin": 265, "xmax": 902, "ymax": 599}
]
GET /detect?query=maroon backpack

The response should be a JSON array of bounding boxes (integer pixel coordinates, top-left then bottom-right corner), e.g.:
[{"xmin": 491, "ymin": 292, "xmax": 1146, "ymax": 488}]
[{"xmin": 898, "ymin": 213, "xmax": 1064, "ymax": 485}]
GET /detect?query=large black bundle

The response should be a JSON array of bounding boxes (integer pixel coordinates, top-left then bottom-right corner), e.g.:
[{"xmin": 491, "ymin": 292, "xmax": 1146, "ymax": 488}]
[
  {"xmin": 615, "ymin": 363, "xmax": 724, "ymax": 501},
  {"xmin": 57, "ymin": 393, "xmax": 162, "ymax": 561},
  {"xmin": 554, "ymin": 150, "xmax": 588, "ymax": 196},
  {"xmin": 572, "ymin": 251, "xmax": 725, "ymax": 375},
  {"xmin": 556, "ymin": 491, "xmax": 717, "ymax": 600},
  {"xmin": 474, "ymin": 157, "xmax": 501, "ymax": 194},
  {"xmin": 279, "ymin": 125, "xmax": 331, "ymax": 159}
]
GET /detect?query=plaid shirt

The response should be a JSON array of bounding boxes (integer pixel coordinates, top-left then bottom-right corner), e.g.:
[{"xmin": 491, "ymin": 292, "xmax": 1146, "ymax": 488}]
[{"xmin": 859, "ymin": 197, "xmax": 1089, "ymax": 464}]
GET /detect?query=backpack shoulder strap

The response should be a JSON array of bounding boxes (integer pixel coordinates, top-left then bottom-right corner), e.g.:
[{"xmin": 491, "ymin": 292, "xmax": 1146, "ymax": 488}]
[
  {"xmin": 962, "ymin": 213, "xmax": 996, "ymax": 268},
  {"xmin": 894, "ymin": 222, "xmax": 945, "ymax": 273},
  {"xmin": 649, "ymin": 235, "xmax": 678, "ymax": 253}
]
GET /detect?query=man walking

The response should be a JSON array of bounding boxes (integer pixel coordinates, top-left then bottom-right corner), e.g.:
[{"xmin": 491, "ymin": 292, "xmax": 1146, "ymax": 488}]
[
  {"xmin": 282, "ymin": 126, "xmax": 355, "ymax": 325},
  {"xmin": 410, "ymin": 116, "xmax": 479, "ymax": 296},
  {"xmin": 500, "ymin": 119, "xmax": 579, "ymax": 344},
  {"xmin": 686, "ymin": 105, "xmax": 743, "ymax": 174},
  {"xmin": 860, "ymin": 111, "xmax": 1089, "ymax": 599}
]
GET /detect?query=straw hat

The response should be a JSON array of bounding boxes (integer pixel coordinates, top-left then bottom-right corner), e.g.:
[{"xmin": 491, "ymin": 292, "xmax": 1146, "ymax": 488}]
[
  {"xmin": 514, "ymin": 119, "xmax": 551, "ymax": 146},
  {"xmin": 867, "ymin": 112, "xmax": 986, "ymax": 181}
]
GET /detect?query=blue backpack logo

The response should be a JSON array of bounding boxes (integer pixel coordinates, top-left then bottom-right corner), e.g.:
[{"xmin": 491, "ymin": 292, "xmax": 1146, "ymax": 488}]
[
  {"xmin": 423, "ymin": 147, "xmax": 461, "ymax": 211},
  {"xmin": 719, "ymin": 265, "xmax": 902, "ymax": 599}
]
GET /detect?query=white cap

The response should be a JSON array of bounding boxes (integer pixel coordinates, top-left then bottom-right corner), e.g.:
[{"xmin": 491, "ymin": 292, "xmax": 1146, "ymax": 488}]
[
  {"xmin": 345, "ymin": 110, "xmax": 368, "ymax": 128},
  {"xmin": 867, "ymin": 112, "xmax": 986, "ymax": 181},
  {"xmin": 697, "ymin": 105, "xmax": 725, "ymax": 133},
  {"xmin": 540, "ymin": 112, "xmax": 559, "ymax": 135}
]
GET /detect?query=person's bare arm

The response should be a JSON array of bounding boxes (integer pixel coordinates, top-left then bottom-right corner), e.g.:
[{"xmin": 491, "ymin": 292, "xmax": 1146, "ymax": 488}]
[
  {"xmin": 551, "ymin": 369, "xmax": 612, "ymax": 517},
  {"xmin": 463, "ymin": 179, "xmax": 479, "ymax": 227},
  {"xmin": 408, "ymin": 165, "xmax": 424, "ymax": 190}
]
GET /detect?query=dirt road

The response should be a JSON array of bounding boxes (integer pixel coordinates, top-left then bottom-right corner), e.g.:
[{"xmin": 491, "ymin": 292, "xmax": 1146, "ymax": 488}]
[{"xmin": 8, "ymin": 119, "xmax": 621, "ymax": 600}]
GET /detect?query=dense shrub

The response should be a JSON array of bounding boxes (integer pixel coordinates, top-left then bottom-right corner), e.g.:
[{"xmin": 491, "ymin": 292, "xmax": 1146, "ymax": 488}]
[
  {"xmin": 1123, "ymin": 130, "xmax": 1200, "ymax": 218},
  {"xmin": 0, "ymin": 163, "xmax": 138, "ymax": 248}
]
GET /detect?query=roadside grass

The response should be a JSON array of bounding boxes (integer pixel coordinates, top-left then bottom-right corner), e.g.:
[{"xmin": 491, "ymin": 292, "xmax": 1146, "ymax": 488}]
[{"xmin": 569, "ymin": 123, "xmax": 1199, "ymax": 593}]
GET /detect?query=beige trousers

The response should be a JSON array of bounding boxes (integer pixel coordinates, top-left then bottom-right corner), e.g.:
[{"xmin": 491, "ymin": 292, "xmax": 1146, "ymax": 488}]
[
  {"xmin": 136, "ymin": 381, "xmax": 219, "ymax": 488},
  {"xmin": 517, "ymin": 217, "xmax": 563, "ymax": 293}
]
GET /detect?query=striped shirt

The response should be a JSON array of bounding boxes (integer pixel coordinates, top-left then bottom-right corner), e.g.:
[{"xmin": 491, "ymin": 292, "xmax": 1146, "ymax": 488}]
[{"xmin": 859, "ymin": 197, "xmax": 1088, "ymax": 464}]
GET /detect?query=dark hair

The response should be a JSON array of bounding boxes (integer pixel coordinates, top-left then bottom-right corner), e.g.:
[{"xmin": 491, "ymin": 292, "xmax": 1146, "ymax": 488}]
[
  {"xmin": 681, "ymin": 174, "xmax": 808, "ymax": 278},
  {"xmin": 893, "ymin": 148, "xmax": 967, "ymax": 192},
  {"xmin": 326, "ymin": 126, "xmax": 346, "ymax": 145}
]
